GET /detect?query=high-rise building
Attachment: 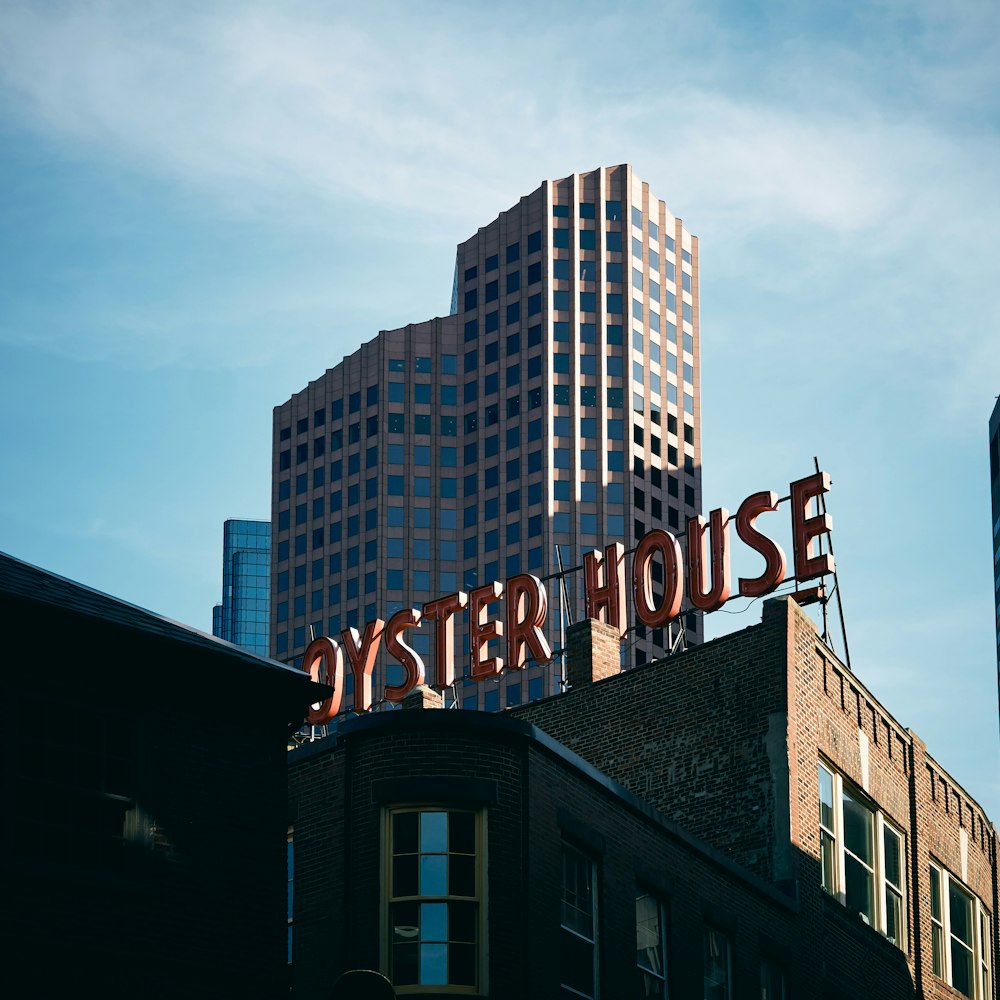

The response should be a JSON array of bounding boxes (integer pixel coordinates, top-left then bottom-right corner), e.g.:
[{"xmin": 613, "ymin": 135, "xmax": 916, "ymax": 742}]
[
  {"xmin": 271, "ymin": 165, "xmax": 702, "ymax": 711},
  {"xmin": 990, "ymin": 396, "xmax": 1000, "ymax": 730},
  {"xmin": 212, "ymin": 518, "xmax": 271, "ymax": 656}
]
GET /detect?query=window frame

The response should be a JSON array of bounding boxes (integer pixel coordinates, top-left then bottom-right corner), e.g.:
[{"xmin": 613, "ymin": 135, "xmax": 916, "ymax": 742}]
[
  {"xmin": 702, "ymin": 925, "xmax": 732, "ymax": 1000},
  {"xmin": 560, "ymin": 841, "xmax": 599, "ymax": 999},
  {"xmin": 817, "ymin": 760, "xmax": 908, "ymax": 950},
  {"xmin": 759, "ymin": 957, "xmax": 787, "ymax": 1000},
  {"xmin": 382, "ymin": 806, "xmax": 487, "ymax": 995},
  {"xmin": 929, "ymin": 860, "xmax": 992, "ymax": 999},
  {"xmin": 635, "ymin": 890, "xmax": 668, "ymax": 998}
]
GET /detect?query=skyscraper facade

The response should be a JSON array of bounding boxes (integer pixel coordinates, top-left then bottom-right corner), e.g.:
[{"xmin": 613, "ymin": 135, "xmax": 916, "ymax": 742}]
[
  {"xmin": 990, "ymin": 396, "xmax": 1000, "ymax": 730},
  {"xmin": 270, "ymin": 165, "xmax": 702, "ymax": 711},
  {"xmin": 212, "ymin": 518, "xmax": 271, "ymax": 656}
]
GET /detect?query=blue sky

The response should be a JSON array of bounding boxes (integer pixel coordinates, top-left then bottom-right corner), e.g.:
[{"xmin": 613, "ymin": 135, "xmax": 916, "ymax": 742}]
[{"xmin": 1, "ymin": 0, "xmax": 998, "ymax": 816}]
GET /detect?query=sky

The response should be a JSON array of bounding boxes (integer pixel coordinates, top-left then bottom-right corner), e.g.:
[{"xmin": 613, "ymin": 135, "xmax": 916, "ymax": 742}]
[{"xmin": 1, "ymin": 0, "xmax": 998, "ymax": 817}]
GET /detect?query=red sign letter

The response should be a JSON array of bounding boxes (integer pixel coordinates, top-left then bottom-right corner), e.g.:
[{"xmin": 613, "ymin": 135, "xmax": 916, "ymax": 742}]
[
  {"xmin": 302, "ymin": 636, "xmax": 344, "ymax": 725},
  {"xmin": 505, "ymin": 574, "xmax": 552, "ymax": 669},
  {"xmin": 384, "ymin": 608, "xmax": 426, "ymax": 703},
  {"xmin": 790, "ymin": 472, "xmax": 835, "ymax": 581},
  {"xmin": 469, "ymin": 581, "xmax": 505, "ymax": 680},
  {"xmin": 583, "ymin": 542, "xmax": 627, "ymax": 637},
  {"xmin": 341, "ymin": 619, "xmax": 385, "ymax": 713},
  {"xmin": 736, "ymin": 490, "xmax": 787, "ymax": 598},
  {"xmin": 631, "ymin": 529, "xmax": 684, "ymax": 627},
  {"xmin": 422, "ymin": 591, "xmax": 469, "ymax": 689},
  {"xmin": 687, "ymin": 508, "xmax": 732, "ymax": 612}
]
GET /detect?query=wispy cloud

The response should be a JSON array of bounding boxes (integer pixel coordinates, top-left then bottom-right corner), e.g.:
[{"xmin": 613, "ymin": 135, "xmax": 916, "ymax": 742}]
[
  {"xmin": 2, "ymin": 1, "xmax": 994, "ymax": 235},
  {"xmin": 0, "ymin": 0, "xmax": 997, "ymax": 392}
]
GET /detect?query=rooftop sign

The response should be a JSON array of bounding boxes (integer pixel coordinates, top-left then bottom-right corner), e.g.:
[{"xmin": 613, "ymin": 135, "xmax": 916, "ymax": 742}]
[{"xmin": 302, "ymin": 471, "xmax": 834, "ymax": 722}]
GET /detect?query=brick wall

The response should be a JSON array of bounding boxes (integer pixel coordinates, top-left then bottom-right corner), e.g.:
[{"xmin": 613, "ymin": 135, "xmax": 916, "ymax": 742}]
[
  {"xmin": 512, "ymin": 599, "xmax": 792, "ymax": 882},
  {"xmin": 513, "ymin": 595, "xmax": 998, "ymax": 999}
]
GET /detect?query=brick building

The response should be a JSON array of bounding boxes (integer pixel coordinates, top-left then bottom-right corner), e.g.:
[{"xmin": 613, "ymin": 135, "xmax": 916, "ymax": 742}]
[
  {"xmin": 288, "ymin": 597, "xmax": 998, "ymax": 999},
  {"xmin": 0, "ymin": 551, "xmax": 326, "ymax": 999}
]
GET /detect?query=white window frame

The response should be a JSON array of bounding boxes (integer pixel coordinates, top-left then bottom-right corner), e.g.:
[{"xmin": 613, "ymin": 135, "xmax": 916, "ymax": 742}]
[
  {"xmin": 929, "ymin": 861, "xmax": 992, "ymax": 1000},
  {"xmin": 817, "ymin": 760, "xmax": 908, "ymax": 950}
]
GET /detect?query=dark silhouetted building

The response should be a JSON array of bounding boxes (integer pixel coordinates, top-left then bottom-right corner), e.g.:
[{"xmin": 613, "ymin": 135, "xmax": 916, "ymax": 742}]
[{"xmin": 1, "ymin": 550, "xmax": 325, "ymax": 999}]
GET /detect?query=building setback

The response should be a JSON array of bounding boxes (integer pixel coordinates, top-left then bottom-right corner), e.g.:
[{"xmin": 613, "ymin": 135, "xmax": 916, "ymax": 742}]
[
  {"xmin": 212, "ymin": 516, "xmax": 271, "ymax": 655},
  {"xmin": 288, "ymin": 597, "xmax": 998, "ymax": 999},
  {"xmin": 0, "ymin": 550, "xmax": 326, "ymax": 999},
  {"xmin": 271, "ymin": 165, "xmax": 702, "ymax": 712}
]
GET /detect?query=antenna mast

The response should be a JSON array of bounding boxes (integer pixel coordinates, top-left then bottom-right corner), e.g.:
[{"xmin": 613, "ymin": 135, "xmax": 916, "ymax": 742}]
[{"xmin": 814, "ymin": 456, "xmax": 852, "ymax": 671}]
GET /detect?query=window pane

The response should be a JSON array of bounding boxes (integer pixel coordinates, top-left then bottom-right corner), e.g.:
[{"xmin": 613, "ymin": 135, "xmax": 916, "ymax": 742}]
[
  {"xmin": 561, "ymin": 929, "xmax": 595, "ymax": 996},
  {"xmin": 820, "ymin": 829, "xmax": 836, "ymax": 893},
  {"xmin": 951, "ymin": 937, "xmax": 974, "ymax": 998},
  {"xmin": 636, "ymin": 893, "xmax": 664, "ymax": 978},
  {"xmin": 420, "ymin": 855, "xmax": 447, "ymax": 895},
  {"xmin": 844, "ymin": 854, "xmax": 875, "ymax": 923},
  {"xmin": 760, "ymin": 959, "xmax": 786, "ymax": 1000},
  {"xmin": 450, "ymin": 943, "xmax": 476, "ymax": 987},
  {"xmin": 883, "ymin": 826, "xmax": 902, "ymax": 888},
  {"xmin": 421, "ymin": 902, "xmax": 448, "ymax": 941},
  {"xmin": 450, "ymin": 900, "xmax": 477, "ymax": 943},
  {"xmin": 703, "ymin": 927, "xmax": 730, "ymax": 1000},
  {"xmin": 818, "ymin": 764, "xmax": 834, "ymax": 830},
  {"xmin": 949, "ymin": 881, "xmax": 973, "ymax": 945},
  {"xmin": 393, "ymin": 854, "xmax": 418, "ymax": 897},
  {"xmin": 885, "ymin": 886, "xmax": 903, "ymax": 947},
  {"xmin": 842, "ymin": 790, "xmax": 873, "ymax": 865},
  {"xmin": 932, "ymin": 922, "xmax": 944, "ymax": 977},
  {"xmin": 420, "ymin": 942, "xmax": 448, "ymax": 984},
  {"xmin": 450, "ymin": 812, "xmax": 475, "ymax": 854},
  {"xmin": 421, "ymin": 811, "xmax": 447, "ymax": 853},
  {"xmin": 393, "ymin": 942, "xmax": 418, "ymax": 985},
  {"xmin": 449, "ymin": 854, "xmax": 476, "ymax": 897}
]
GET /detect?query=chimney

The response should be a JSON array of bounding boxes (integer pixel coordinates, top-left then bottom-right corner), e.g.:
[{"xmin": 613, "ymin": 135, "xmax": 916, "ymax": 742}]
[
  {"xmin": 401, "ymin": 684, "xmax": 444, "ymax": 710},
  {"xmin": 566, "ymin": 618, "xmax": 622, "ymax": 688}
]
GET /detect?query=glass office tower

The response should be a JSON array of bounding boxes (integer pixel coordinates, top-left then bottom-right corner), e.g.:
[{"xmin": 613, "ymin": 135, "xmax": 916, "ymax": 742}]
[
  {"xmin": 212, "ymin": 518, "xmax": 271, "ymax": 656},
  {"xmin": 271, "ymin": 165, "xmax": 702, "ymax": 712}
]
